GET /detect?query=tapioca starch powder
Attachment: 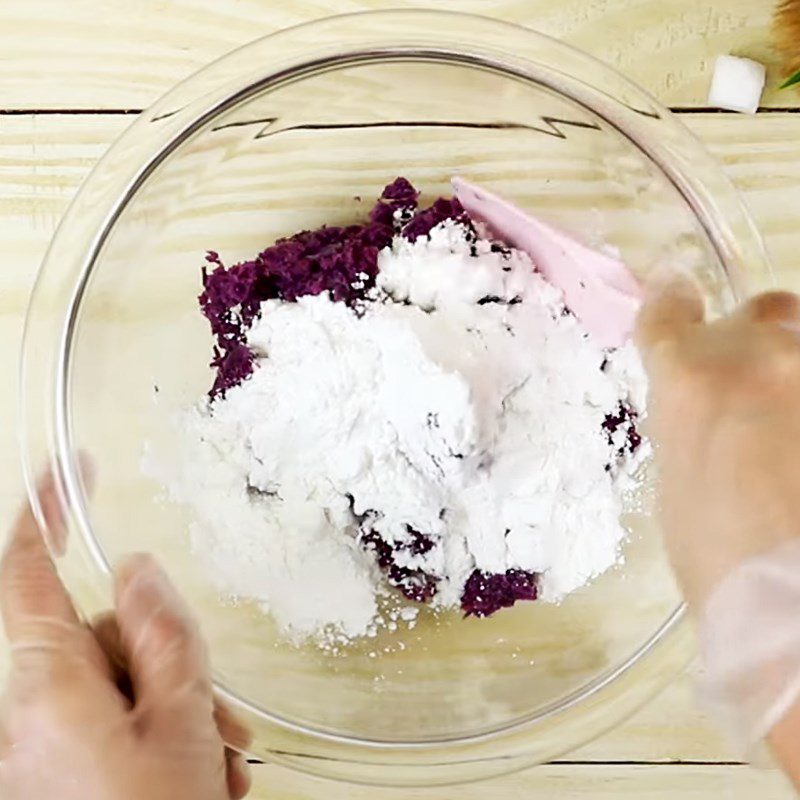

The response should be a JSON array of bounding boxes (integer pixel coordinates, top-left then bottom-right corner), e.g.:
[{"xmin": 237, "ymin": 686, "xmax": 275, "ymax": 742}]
[{"xmin": 157, "ymin": 213, "xmax": 648, "ymax": 645}]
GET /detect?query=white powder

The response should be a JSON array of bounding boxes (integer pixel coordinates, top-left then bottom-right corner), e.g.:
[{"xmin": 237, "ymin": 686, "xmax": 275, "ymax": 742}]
[{"xmin": 159, "ymin": 221, "xmax": 648, "ymax": 644}]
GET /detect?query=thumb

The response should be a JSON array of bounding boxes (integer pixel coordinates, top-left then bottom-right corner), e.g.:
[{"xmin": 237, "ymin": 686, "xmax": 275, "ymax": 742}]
[
  {"xmin": 0, "ymin": 473, "xmax": 80, "ymax": 649},
  {"xmin": 635, "ymin": 270, "xmax": 705, "ymax": 358},
  {"xmin": 114, "ymin": 554, "xmax": 217, "ymax": 739}
]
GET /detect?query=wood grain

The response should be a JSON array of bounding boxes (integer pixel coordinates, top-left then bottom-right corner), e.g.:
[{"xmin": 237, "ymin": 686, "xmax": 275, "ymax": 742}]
[
  {"xmin": 0, "ymin": 113, "xmax": 798, "ymax": 778},
  {"xmin": 1, "ymin": 1, "xmax": 799, "ymax": 795},
  {"xmin": 244, "ymin": 761, "xmax": 796, "ymax": 799},
  {"xmin": 0, "ymin": 0, "xmax": 795, "ymax": 111}
]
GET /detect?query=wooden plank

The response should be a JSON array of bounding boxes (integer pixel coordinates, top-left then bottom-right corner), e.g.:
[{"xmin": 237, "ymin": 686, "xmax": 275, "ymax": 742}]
[
  {"xmin": 245, "ymin": 762, "xmax": 796, "ymax": 798},
  {"xmin": 0, "ymin": 0, "xmax": 796, "ymax": 110},
  {"xmin": 0, "ymin": 112, "xmax": 797, "ymax": 769}
]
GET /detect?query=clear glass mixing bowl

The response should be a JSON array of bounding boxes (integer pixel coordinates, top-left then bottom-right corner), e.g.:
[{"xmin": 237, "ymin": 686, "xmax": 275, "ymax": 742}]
[{"xmin": 21, "ymin": 10, "xmax": 772, "ymax": 787}]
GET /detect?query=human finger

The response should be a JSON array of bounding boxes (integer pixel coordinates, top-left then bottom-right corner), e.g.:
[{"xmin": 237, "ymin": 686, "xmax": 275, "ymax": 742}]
[
  {"xmin": 0, "ymin": 474, "xmax": 80, "ymax": 648},
  {"xmin": 635, "ymin": 270, "xmax": 705, "ymax": 356},
  {"xmin": 735, "ymin": 291, "xmax": 800, "ymax": 325},
  {"xmin": 225, "ymin": 750, "xmax": 252, "ymax": 800},
  {"xmin": 92, "ymin": 611, "xmax": 124, "ymax": 666},
  {"xmin": 114, "ymin": 553, "xmax": 214, "ymax": 735},
  {"xmin": 93, "ymin": 608, "xmax": 253, "ymax": 751},
  {"xmin": 93, "ymin": 608, "xmax": 252, "ymax": 749},
  {"xmin": 214, "ymin": 698, "xmax": 253, "ymax": 752},
  {"xmin": 91, "ymin": 610, "xmax": 136, "ymax": 701}
]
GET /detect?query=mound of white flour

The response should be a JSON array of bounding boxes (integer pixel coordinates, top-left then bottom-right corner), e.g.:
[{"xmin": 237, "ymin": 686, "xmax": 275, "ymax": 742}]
[{"xmin": 160, "ymin": 221, "xmax": 648, "ymax": 644}]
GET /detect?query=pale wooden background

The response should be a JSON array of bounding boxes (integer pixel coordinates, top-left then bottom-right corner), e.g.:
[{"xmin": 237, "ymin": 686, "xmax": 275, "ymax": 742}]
[{"xmin": 1, "ymin": 1, "xmax": 799, "ymax": 797}]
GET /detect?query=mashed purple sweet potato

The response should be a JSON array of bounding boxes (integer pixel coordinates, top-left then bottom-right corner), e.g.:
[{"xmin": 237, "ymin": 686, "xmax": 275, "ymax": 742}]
[
  {"xmin": 198, "ymin": 178, "xmax": 634, "ymax": 620},
  {"xmin": 200, "ymin": 178, "xmax": 472, "ymax": 397},
  {"xmin": 461, "ymin": 569, "xmax": 539, "ymax": 617}
]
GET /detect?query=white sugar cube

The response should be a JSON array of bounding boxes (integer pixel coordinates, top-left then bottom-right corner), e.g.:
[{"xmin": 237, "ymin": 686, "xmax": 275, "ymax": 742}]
[{"xmin": 708, "ymin": 55, "xmax": 766, "ymax": 114}]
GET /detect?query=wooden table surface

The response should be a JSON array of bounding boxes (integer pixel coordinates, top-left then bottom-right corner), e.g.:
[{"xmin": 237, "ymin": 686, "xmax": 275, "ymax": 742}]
[{"xmin": 1, "ymin": 1, "xmax": 799, "ymax": 797}]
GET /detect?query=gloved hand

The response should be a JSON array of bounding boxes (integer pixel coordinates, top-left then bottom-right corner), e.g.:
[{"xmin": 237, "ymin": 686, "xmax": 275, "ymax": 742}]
[
  {"xmin": 637, "ymin": 277, "xmax": 800, "ymax": 773},
  {"xmin": 0, "ymin": 472, "xmax": 253, "ymax": 800}
]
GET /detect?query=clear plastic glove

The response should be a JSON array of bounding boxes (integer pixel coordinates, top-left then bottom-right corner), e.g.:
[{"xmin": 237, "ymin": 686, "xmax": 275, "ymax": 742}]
[
  {"xmin": 0, "ymin": 473, "xmax": 253, "ymax": 800},
  {"xmin": 637, "ymin": 278, "xmax": 800, "ymax": 767}
]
